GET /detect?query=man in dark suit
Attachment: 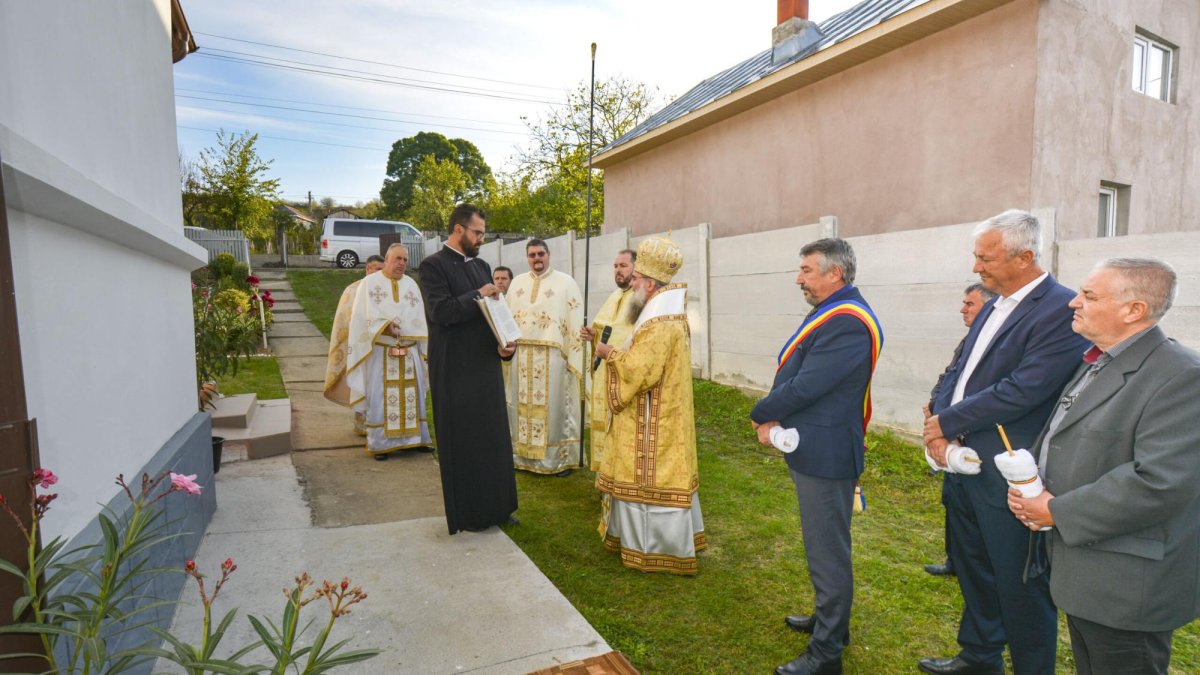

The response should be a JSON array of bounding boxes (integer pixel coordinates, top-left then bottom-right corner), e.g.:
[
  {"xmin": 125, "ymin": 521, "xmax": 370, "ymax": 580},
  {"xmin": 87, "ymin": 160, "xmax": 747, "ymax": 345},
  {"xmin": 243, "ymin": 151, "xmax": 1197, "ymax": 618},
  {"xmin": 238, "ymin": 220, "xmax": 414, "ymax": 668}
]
[
  {"xmin": 919, "ymin": 210, "xmax": 1087, "ymax": 675},
  {"xmin": 924, "ymin": 283, "xmax": 996, "ymax": 577},
  {"xmin": 1008, "ymin": 258, "xmax": 1200, "ymax": 674},
  {"xmin": 751, "ymin": 238, "xmax": 883, "ymax": 675}
]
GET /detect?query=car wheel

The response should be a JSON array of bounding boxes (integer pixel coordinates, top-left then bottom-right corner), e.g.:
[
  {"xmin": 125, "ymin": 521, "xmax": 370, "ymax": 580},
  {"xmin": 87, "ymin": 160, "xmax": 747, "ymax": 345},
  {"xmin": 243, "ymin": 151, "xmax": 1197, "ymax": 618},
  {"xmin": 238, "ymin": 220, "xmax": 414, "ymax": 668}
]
[{"xmin": 336, "ymin": 251, "xmax": 359, "ymax": 268}]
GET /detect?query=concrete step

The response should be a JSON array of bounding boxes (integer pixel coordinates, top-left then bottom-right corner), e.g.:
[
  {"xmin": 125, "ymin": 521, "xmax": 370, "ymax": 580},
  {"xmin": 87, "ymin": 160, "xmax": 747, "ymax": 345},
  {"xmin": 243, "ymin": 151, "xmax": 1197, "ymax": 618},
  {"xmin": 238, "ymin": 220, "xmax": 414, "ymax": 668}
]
[
  {"xmin": 273, "ymin": 301, "xmax": 303, "ymax": 313},
  {"xmin": 208, "ymin": 393, "xmax": 258, "ymax": 429},
  {"xmin": 256, "ymin": 270, "xmax": 289, "ymax": 281},
  {"xmin": 213, "ymin": 398, "xmax": 293, "ymax": 460}
]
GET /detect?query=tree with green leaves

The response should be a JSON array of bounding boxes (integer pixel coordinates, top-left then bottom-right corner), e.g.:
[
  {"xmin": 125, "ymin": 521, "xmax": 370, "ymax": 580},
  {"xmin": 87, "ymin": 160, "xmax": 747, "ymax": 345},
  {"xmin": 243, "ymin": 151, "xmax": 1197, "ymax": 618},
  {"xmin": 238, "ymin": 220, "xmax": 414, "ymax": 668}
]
[
  {"xmin": 501, "ymin": 76, "xmax": 658, "ymax": 235},
  {"xmin": 406, "ymin": 155, "xmax": 471, "ymax": 231},
  {"xmin": 380, "ymin": 132, "xmax": 492, "ymax": 217},
  {"xmin": 185, "ymin": 130, "xmax": 281, "ymax": 244}
]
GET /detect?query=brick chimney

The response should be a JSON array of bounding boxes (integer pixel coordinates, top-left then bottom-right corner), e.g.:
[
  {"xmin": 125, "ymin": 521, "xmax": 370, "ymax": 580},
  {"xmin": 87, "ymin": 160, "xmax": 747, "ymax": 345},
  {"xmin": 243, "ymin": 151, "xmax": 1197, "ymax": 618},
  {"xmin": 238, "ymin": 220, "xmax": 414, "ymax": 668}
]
[{"xmin": 773, "ymin": 0, "xmax": 823, "ymax": 64}]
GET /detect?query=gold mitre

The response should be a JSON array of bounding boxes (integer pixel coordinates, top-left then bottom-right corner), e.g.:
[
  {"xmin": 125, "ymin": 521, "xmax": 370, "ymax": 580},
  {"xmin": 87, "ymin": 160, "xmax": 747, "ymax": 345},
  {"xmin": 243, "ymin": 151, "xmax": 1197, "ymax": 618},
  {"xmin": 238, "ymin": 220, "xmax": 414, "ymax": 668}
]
[{"xmin": 634, "ymin": 235, "xmax": 683, "ymax": 283}]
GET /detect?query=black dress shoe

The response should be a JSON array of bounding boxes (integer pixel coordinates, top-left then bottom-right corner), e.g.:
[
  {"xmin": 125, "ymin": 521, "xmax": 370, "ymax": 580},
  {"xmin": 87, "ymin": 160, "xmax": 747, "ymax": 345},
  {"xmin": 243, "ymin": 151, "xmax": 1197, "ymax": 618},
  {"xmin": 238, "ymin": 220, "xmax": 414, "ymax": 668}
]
[
  {"xmin": 917, "ymin": 655, "xmax": 1002, "ymax": 675},
  {"xmin": 506, "ymin": 514, "xmax": 521, "ymax": 526},
  {"xmin": 785, "ymin": 615, "xmax": 815, "ymax": 633},
  {"xmin": 924, "ymin": 561, "xmax": 955, "ymax": 576},
  {"xmin": 373, "ymin": 453, "xmax": 388, "ymax": 461},
  {"xmin": 554, "ymin": 468, "xmax": 573, "ymax": 477},
  {"xmin": 775, "ymin": 651, "xmax": 842, "ymax": 675}
]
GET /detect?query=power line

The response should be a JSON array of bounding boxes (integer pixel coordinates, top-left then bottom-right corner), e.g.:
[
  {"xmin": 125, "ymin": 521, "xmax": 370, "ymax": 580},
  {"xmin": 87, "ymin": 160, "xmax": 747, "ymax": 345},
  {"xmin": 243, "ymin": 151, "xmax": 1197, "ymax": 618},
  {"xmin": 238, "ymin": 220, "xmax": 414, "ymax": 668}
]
[
  {"xmin": 175, "ymin": 87, "xmax": 526, "ymax": 127},
  {"xmin": 176, "ymin": 94, "xmax": 528, "ymax": 136},
  {"xmin": 194, "ymin": 31, "xmax": 563, "ymax": 92},
  {"xmin": 193, "ymin": 52, "xmax": 562, "ymax": 106},
  {"xmin": 203, "ymin": 47, "xmax": 557, "ymax": 102},
  {"xmin": 177, "ymin": 125, "xmax": 390, "ymax": 152}
]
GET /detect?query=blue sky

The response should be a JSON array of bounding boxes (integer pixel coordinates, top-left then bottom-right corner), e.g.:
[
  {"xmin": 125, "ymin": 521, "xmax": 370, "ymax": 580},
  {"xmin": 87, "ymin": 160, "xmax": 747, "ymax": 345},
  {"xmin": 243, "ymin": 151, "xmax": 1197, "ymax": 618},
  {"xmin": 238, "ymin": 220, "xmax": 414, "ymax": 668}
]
[{"xmin": 174, "ymin": 0, "xmax": 859, "ymax": 207}]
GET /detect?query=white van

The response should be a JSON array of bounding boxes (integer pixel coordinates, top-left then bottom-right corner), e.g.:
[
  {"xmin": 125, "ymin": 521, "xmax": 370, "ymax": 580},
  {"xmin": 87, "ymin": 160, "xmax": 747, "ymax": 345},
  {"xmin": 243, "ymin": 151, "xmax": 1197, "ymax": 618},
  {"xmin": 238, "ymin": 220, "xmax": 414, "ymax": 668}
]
[{"xmin": 319, "ymin": 218, "xmax": 422, "ymax": 268}]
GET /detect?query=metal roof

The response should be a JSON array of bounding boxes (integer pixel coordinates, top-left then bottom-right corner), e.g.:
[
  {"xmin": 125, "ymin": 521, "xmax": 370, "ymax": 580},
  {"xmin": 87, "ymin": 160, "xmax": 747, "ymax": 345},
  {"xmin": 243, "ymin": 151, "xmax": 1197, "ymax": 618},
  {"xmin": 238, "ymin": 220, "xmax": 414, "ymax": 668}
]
[{"xmin": 602, "ymin": 0, "xmax": 931, "ymax": 153}]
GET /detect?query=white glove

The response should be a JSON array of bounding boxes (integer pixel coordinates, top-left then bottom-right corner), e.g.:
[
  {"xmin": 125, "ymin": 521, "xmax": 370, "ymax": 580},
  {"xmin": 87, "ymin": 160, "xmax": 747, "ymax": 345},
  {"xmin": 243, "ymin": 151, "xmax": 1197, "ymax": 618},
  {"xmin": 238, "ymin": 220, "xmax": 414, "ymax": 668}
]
[
  {"xmin": 993, "ymin": 449, "xmax": 1044, "ymax": 498},
  {"xmin": 769, "ymin": 426, "xmax": 799, "ymax": 454},
  {"xmin": 946, "ymin": 444, "xmax": 982, "ymax": 475}
]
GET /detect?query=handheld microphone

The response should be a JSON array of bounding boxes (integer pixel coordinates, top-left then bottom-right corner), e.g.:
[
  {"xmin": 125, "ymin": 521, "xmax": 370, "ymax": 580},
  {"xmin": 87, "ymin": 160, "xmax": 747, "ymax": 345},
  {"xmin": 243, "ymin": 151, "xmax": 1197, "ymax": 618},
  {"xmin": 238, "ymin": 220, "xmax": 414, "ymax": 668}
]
[{"xmin": 592, "ymin": 325, "xmax": 613, "ymax": 371}]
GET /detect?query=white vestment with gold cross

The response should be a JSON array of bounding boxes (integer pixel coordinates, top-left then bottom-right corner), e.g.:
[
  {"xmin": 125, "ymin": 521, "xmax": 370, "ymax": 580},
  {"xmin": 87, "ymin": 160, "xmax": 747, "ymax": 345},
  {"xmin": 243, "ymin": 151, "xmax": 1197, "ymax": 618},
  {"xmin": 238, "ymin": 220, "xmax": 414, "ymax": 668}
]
[
  {"xmin": 506, "ymin": 268, "xmax": 586, "ymax": 473},
  {"xmin": 346, "ymin": 271, "xmax": 431, "ymax": 455},
  {"xmin": 587, "ymin": 287, "xmax": 635, "ymax": 471}
]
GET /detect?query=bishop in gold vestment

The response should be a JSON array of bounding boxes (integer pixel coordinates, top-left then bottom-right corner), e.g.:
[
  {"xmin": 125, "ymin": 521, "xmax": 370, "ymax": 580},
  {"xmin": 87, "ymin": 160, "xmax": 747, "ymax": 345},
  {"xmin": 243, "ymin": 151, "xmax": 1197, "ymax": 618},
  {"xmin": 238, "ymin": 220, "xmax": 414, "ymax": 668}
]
[
  {"xmin": 595, "ymin": 236, "xmax": 705, "ymax": 575},
  {"xmin": 506, "ymin": 241, "xmax": 586, "ymax": 474}
]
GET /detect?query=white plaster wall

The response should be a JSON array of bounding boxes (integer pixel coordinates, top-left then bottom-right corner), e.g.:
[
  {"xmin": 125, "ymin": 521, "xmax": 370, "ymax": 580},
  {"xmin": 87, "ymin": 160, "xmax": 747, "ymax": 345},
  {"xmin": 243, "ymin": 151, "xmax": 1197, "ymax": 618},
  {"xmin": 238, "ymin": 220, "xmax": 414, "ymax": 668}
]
[
  {"xmin": 0, "ymin": 0, "xmax": 182, "ymax": 229},
  {"xmin": 8, "ymin": 212, "xmax": 197, "ymax": 541},
  {"xmin": 1, "ymin": 0, "xmax": 201, "ymax": 541}
]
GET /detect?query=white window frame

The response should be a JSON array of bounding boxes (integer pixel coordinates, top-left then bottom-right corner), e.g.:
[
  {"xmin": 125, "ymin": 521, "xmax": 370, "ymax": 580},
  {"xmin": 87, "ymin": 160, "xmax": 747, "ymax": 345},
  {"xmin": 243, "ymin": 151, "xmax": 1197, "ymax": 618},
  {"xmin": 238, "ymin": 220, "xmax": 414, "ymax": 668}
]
[
  {"xmin": 1132, "ymin": 31, "xmax": 1175, "ymax": 102},
  {"xmin": 1098, "ymin": 186, "xmax": 1118, "ymax": 238}
]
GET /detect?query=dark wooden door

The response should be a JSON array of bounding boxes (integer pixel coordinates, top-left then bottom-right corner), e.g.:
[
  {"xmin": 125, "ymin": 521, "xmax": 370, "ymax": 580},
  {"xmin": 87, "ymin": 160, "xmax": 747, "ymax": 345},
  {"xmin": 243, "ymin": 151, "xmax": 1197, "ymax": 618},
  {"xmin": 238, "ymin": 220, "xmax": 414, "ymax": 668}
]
[{"xmin": 0, "ymin": 154, "xmax": 45, "ymax": 670}]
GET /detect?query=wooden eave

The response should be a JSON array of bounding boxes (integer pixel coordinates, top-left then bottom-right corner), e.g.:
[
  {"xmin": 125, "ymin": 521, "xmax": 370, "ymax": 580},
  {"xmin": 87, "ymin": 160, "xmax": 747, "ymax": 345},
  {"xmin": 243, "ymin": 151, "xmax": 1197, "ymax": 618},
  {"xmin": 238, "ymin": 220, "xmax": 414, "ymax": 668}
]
[{"xmin": 592, "ymin": 0, "xmax": 1016, "ymax": 169}]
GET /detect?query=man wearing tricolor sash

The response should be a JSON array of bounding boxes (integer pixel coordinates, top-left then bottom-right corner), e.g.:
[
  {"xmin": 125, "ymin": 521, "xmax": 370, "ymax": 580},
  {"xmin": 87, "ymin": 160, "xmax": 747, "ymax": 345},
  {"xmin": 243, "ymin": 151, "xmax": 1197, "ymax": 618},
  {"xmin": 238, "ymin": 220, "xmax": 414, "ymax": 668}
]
[
  {"xmin": 594, "ymin": 236, "xmax": 705, "ymax": 576},
  {"xmin": 751, "ymin": 238, "xmax": 883, "ymax": 675},
  {"xmin": 345, "ymin": 244, "xmax": 432, "ymax": 460}
]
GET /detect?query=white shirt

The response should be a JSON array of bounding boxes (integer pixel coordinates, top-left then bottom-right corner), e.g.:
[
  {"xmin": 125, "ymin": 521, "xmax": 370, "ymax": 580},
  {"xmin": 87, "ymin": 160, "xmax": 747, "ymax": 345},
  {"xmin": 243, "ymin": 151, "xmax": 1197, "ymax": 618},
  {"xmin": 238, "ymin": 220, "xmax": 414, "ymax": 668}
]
[{"xmin": 951, "ymin": 272, "xmax": 1048, "ymax": 404}]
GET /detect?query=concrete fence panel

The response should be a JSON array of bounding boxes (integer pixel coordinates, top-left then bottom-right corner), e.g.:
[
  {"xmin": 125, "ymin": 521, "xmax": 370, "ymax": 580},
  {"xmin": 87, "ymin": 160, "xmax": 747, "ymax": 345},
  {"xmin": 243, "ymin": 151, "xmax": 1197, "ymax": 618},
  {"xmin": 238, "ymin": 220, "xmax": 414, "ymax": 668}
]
[
  {"xmin": 708, "ymin": 222, "xmax": 825, "ymax": 390},
  {"xmin": 477, "ymin": 240, "xmax": 501, "ymax": 270},
  {"xmin": 575, "ymin": 229, "xmax": 630, "ymax": 322}
]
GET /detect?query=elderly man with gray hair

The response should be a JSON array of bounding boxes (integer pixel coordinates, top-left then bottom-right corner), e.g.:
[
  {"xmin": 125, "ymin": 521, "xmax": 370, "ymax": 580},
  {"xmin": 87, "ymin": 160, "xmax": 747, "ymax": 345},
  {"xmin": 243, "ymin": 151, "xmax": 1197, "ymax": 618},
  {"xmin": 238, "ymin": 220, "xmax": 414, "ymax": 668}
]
[
  {"xmin": 920, "ymin": 209, "xmax": 1087, "ymax": 675},
  {"xmin": 1007, "ymin": 257, "xmax": 1200, "ymax": 675}
]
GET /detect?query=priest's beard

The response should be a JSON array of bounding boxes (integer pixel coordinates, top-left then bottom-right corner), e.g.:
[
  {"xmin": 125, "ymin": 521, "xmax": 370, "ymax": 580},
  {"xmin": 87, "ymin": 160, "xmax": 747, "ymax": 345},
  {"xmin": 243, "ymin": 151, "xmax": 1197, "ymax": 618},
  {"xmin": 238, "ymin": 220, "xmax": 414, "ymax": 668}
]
[
  {"xmin": 462, "ymin": 240, "xmax": 481, "ymax": 258},
  {"xmin": 625, "ymin": 286, "xmax": 650, "ymax": 323}
]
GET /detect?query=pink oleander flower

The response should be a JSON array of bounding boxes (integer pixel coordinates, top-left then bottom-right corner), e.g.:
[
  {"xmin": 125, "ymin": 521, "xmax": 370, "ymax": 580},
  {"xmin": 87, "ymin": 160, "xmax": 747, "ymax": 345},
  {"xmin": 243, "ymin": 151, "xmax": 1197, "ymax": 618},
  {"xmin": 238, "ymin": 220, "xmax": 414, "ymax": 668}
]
[
  {"xmin": 32, "ymin": 468, "xmax": 57, "ymax": 489},
  {"xmin": 246, "ymin": 275, "xmax": 260, "ymax": 286},
  {"xmin": 170, "ymin": 473, "xmax": 202, "ymax": 495}
]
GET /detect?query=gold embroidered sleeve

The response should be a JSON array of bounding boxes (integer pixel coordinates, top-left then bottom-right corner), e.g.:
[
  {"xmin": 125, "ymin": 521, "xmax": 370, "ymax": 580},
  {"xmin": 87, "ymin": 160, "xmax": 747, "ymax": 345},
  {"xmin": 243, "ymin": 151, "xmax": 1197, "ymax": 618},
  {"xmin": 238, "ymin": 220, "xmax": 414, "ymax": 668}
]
[{"xmin": 605, "ymin": 322, "xmax": 672, "ymax": 414}]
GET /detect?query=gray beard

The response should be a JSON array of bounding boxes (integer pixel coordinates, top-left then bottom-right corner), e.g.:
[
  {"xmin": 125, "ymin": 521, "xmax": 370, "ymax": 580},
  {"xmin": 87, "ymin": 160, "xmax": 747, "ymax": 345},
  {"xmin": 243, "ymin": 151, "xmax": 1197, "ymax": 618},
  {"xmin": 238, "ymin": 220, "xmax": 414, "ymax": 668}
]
[{"xmin": 625, "ymin": 289, "xmax": 647, "ymax": 323}]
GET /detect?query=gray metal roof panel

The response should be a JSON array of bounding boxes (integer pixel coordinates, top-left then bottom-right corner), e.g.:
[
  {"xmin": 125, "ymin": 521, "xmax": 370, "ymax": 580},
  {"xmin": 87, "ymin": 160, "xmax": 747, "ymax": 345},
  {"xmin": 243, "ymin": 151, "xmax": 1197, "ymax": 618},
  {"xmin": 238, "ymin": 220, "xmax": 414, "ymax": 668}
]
[{"xmin": 602, "ymin": 0, "xmax": 930, "ymax": 153}]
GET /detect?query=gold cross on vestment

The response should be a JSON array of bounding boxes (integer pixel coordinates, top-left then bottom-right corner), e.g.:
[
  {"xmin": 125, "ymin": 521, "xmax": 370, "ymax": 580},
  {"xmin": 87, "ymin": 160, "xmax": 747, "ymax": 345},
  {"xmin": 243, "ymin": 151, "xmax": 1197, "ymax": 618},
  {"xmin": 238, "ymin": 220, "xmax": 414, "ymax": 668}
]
[{"xmin": 404, "ymin": 290, "xmax": 419, "ymax": 308}]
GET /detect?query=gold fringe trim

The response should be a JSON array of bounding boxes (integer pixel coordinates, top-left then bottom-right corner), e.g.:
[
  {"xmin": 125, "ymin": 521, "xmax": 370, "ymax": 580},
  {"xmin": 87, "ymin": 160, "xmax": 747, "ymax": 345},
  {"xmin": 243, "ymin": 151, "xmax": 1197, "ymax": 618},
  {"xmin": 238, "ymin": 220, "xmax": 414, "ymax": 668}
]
[{"xmin": 603, "ymin": 534, "xmax": 698, "ymax": 576}]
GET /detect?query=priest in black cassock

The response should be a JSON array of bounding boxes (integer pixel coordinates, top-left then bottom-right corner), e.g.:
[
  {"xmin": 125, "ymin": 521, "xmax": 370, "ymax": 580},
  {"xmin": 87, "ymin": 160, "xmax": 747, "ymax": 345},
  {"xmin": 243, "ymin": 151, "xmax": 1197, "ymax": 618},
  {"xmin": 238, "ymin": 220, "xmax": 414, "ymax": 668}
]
[{"xmin": 421, "ymin": 203, "xmax": 519, "ymax": 534}]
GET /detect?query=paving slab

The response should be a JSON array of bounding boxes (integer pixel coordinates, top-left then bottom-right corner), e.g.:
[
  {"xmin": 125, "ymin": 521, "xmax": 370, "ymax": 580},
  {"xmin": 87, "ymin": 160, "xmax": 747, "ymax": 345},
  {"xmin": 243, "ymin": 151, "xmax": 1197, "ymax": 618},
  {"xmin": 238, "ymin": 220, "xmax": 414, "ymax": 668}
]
[
  {"xmin": 277, "ymin": 355, "xmax": 328, "ymax": 383},
  {"xmin": 161, "ymin": 456, "xmax": 609, "ymax": 675},
  {"xmin": 273, "ymin": 301, "xmax": 304, "ymax": 313},
  {"xmin": 288, "ymin": 389, "xmax": 363, "ymax": 450},
  {"xmin": 265, "ymin": 290, "xmax": 297, "ymax": 302},
  {"xmin": 270, "ymin": 336, "xmax": 329, "ymax": 358},
  {"xmin": 293, "ymin": 447, "xmax": 444, "ymax": 527},
  {"xmin": 270, "ymin": 312, "xmax": 313, "ymax": 324},
  {"xmin": 268, "ymin": 321, "xmax": 323, "ymax": 337}
]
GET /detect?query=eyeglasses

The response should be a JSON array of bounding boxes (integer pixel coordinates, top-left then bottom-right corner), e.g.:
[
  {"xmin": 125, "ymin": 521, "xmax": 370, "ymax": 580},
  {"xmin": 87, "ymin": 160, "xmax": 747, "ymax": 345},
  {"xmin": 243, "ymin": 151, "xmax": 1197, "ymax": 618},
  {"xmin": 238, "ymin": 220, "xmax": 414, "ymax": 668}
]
[
  {"xmin": 527, "ymin": 251, "xmax": 547, "ymax": 258},
  {"xmin": 467, "ymin": 228, "xmax": 486, "ymax": 240}
]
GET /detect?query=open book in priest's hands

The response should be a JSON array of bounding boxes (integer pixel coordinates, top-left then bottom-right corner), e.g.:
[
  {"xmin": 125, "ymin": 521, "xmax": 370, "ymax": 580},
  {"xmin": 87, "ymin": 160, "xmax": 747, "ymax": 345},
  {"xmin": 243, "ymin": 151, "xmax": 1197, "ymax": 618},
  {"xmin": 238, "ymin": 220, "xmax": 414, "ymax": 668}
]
[{"xmin": 477, "ymin": 293, "xmax": 523, "ymax": 346}]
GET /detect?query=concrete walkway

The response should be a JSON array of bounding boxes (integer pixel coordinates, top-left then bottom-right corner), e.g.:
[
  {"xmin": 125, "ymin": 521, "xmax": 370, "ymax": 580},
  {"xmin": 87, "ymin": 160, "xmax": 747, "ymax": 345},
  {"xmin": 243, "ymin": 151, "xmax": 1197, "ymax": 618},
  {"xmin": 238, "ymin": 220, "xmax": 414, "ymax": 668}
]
[{"xmin": 164, "ymin": 269, "xmax": 610, "ymax": 674}]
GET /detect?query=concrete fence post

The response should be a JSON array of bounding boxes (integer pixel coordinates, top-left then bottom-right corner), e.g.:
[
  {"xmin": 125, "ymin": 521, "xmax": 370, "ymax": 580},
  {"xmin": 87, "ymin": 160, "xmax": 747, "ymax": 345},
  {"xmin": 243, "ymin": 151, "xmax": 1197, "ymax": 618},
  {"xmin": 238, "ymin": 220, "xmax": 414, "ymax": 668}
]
[
  {"xmin": 696, "ymin": 223, "xmax": 712, "ymax": 379},
  {"xmin": 819, "ymin": 215, "xmax": 838, "ymax": 239}
]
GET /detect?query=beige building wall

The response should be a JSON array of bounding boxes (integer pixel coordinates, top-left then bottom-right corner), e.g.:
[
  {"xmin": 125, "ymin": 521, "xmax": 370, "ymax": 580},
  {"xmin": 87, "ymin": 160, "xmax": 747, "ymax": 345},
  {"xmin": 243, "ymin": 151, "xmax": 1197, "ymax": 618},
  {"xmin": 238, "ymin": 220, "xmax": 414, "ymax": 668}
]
[
  {"xmin": 603, "ymin": 0, "xmax": 1041, "ymax": 238},
  {"xmin": 1031, "ymin": 0, "xmax": 1200, "ymax": 241}
]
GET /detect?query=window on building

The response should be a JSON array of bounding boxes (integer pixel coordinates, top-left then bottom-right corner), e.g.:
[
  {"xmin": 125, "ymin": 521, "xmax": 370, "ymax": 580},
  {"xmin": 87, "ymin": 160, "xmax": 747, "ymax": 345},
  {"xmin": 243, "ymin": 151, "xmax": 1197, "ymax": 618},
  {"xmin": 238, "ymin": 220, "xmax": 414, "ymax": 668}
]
[
  {"xmin": 1132, "ymin": 30, "xmax": 1175, "ymax": 102},
  {"xmin": 1098, "ymin": 182, "xmax": 1130, "ymax": 237}
]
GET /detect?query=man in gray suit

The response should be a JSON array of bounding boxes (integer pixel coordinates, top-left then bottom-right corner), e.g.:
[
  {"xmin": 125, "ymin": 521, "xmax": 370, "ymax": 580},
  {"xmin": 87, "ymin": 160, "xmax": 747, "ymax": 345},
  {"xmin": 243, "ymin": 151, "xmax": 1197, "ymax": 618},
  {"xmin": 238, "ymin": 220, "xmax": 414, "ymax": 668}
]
[{"xmin": 1008, "ymin": 257, "xmax": 1200, "ymax": 674}]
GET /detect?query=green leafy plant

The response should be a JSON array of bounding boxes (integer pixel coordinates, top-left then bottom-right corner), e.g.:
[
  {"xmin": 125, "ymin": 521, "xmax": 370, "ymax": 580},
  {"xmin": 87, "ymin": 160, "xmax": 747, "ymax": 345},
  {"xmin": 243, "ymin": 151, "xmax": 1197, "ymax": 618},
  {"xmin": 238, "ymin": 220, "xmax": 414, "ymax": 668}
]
[{"xmin": 0, "ymin": 469, "xmax": 203, "ymax": 674}]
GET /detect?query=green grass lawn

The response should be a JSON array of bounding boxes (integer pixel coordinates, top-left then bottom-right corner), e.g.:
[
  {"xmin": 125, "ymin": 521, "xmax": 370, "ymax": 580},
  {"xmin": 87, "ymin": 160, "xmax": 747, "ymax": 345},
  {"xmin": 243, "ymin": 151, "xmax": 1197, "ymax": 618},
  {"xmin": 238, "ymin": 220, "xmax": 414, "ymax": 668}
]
[
  {"xmin": 502, "ymin": 380, "xmax": 1200, "ymax": 674},
  {"xmin": 284, "ymin": 269, "xmax": 1200, "ymax": 673},
  {"xmin": 216, "ymin": 355, "xmax": 287, "ymax": 400},
  {"xmin": 287, "ymin": 269, "xmax": 363, "ymax": 338}
]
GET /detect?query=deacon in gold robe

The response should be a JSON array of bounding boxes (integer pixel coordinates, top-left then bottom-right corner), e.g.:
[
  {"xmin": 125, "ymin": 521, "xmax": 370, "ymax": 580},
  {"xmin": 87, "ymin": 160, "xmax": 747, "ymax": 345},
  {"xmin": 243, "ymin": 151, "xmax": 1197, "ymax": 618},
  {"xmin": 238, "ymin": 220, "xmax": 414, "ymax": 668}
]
[
  {"xmin": 595, "ymin": 236, "xmax": 705, "ymax": 575},
  {"xmin": 579, "ymin": 249, "xmax": 637, "ymax": 471},
  {"xmin": 323, "ymin": 255, "xmax": 384, "ymax": 435},
  {"xmin": 345, "ymin": 244, "xmax": 432, "ymax": 460},
  {"xmin": 506, "ymin": 239, "xmax": 586, "ymax": 475}
]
